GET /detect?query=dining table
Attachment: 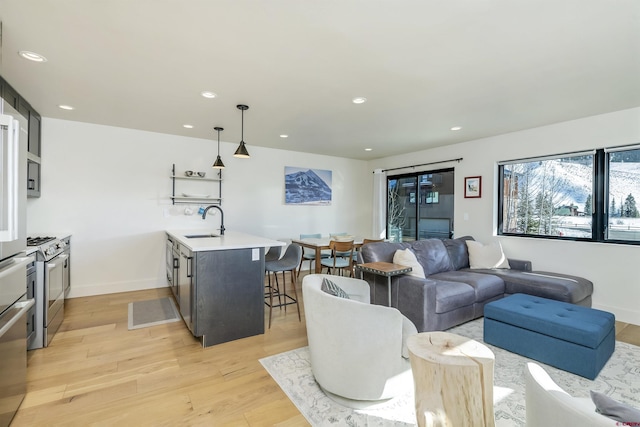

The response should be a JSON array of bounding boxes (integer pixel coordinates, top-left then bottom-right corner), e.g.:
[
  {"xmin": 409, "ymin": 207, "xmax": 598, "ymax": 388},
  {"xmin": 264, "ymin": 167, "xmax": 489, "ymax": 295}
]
[{"xmin": 290, "ymin": 236, "xmax": 365, "ymax": 273}]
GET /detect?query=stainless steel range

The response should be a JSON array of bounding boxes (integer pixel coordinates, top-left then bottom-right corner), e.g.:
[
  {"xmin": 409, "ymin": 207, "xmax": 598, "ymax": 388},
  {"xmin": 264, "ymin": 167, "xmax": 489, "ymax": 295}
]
[{"xmin": 26, "ymin": 235, "xmax": 70, "ymax": 349}]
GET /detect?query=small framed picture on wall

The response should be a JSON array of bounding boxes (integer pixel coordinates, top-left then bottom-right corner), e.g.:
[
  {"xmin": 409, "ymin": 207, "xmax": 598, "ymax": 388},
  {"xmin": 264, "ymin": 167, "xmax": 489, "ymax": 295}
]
[{"xmin": 464, "ymin": 176, "xmax": 482, "ymax": 198}]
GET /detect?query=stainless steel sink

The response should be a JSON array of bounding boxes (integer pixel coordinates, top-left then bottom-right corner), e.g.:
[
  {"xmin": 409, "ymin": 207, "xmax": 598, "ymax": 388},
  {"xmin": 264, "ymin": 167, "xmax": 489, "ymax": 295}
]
[{"xmin": 184, "ymin": 234, "xmax": 220, "ymax": 239}]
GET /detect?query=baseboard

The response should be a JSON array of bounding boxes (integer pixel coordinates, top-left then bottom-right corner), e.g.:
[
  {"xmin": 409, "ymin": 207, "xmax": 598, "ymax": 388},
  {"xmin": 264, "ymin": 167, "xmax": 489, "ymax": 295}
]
[
  {"xmin": 592, "ymin": 302, "xmax": 640, "ymax": 326},
  {"xmin": 67, "ymin": 279, "xmax": 168, "ymax": 298}
]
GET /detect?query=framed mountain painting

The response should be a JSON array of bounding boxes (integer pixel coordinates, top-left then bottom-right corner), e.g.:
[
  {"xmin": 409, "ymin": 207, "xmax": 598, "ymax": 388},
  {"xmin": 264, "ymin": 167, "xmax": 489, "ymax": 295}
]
[{"xmin": 285, "ymin": 166, "xmax": 332, "ymax": 205}]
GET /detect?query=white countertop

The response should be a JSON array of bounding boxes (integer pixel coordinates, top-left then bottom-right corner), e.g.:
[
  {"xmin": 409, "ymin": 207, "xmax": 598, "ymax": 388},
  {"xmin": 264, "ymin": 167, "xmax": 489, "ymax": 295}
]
[
  {"xmin": 166, "ymin": 229, "xmax": 285, "ymax": 252},
  {"xmin": 25, "ymin": 247, "xmax": 38, "ymax": 256}
]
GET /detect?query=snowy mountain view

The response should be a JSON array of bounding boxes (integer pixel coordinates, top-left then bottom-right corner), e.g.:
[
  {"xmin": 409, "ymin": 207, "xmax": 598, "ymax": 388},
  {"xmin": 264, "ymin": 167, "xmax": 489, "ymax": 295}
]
[
  {"xmin": 522, "ymin": 161, "xmax": 639, "ymax": 213},
  {"xmin": 502, "ymin": 157, "xmax": 640, "ymax": 239},
  {"xmin": 284, "ymin": 167, "xmax": 332, "ymax": 205}
]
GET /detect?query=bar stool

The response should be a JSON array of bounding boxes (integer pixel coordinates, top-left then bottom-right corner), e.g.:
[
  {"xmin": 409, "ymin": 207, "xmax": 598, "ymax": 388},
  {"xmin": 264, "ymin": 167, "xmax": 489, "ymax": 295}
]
[
  {"xmin": 265, "ymin": 244, "xmax": 302, "ymax": 328},
  {"xmin": 264, "ymin": 246, "xmax": 283, "ymax": 306}
]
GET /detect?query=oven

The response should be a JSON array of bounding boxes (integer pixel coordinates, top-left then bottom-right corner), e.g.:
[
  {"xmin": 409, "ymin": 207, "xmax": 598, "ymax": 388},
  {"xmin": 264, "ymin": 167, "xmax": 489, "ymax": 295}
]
[{"xmin": 26, "ymin": 236, "xmax": 69, "ymax": 349}]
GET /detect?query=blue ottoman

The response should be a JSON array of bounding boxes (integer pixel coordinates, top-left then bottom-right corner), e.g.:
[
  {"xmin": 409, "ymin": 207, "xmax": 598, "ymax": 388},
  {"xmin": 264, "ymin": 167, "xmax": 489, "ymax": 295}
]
[{"xmin": 484, "ymin": 293, "xmax": 615, "ymax": 379}]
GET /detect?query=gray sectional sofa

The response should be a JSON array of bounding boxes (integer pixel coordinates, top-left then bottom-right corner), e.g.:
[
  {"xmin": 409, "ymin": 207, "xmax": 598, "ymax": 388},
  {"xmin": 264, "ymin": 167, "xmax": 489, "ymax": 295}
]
[{"xmin": 357, "ymin": 236, "xmax": 594, "ymax": 332}]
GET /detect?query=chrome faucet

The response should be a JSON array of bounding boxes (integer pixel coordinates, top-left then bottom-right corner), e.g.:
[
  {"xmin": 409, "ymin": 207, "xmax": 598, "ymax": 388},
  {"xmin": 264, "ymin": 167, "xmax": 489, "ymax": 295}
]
[{"xmin": 201, "ymin": 205, "xmax": 225, "ymax": 235}]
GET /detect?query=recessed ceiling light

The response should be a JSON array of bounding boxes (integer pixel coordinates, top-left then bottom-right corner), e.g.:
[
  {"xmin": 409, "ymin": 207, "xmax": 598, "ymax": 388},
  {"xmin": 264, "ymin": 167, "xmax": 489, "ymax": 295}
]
[
  {"xmin": 364, "ymin": 148, "xmax": 373, "ymax": 151},
  {"xmin": 58, "ymin": 105, "xmax": 74, "ymax": 110},
  {"xmin": 183, "ymin": 124, "xmax": 194, "ymax": 129},
  {"xmin": 352, "ymin": 97, "xmax": 367, "ymax": 104},
  {"xmin": 201, "ymin": 91, "xmax": 217, "ymax": 99},
  {"xmin": 19, "ymin": 51, "xmax": 47, "ymax": 62},
  {"xmin": 279, "ymin": 134, "xmax": 289, "ymax": 138},
  {"xmin": 450, "ymin": 126, "xmax": 462, "ymax": 131}
]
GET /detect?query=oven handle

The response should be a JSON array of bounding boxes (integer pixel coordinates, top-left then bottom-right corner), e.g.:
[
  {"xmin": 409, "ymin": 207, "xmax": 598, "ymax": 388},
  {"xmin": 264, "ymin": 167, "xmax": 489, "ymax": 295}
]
[{"xmin": 0, "ymin": 299, "xmax": 35, "ymax": 339}]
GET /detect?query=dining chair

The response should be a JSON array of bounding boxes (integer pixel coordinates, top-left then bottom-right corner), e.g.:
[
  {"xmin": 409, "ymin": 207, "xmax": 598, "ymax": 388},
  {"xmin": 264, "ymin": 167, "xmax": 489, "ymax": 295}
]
[
  {"xmin": 265, "ymin": 244, "xmax": 303, "ymax": 328},
  {"xmin": 320, "ymin": 240, "xmax": 355, "ymax": 277},
  {"xmin": 297, "ymin": 233, "xmax": 330, "ymax": 277},
  {"xmin": 362, "ymin": 238, "xmax": 384, "ymax": 245},
  {"xmin": 330, "ymin": 232, "xmax": 357, "ymax": 261}
]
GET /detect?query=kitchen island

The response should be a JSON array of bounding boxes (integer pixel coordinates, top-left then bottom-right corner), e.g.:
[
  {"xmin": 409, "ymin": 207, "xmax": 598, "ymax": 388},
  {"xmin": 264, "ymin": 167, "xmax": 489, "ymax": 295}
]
[{"xmin": 166, "ymin": 230, "xmax": 284, "ymax": 347}]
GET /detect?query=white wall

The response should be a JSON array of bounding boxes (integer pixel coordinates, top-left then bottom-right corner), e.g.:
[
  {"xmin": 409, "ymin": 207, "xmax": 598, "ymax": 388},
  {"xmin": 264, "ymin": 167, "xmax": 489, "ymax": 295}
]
[
  {"xmin": 369, "ymin": 107, "xmax": 640, "ymax": 325},
  {"xmin": 27, "ymin": 119, "xmax": 372, "ymax": 297}
]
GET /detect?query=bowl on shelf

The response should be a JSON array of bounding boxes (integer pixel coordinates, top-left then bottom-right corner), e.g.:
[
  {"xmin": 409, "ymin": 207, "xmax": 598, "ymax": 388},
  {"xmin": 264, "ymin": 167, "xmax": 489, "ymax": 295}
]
[
  {"xmin": 185, "ymin": 170, "xmax": 194, "ymax": 177},
  {"xmin": 197, "ymin": 172, "xmax": 206, "ymax": 177}
]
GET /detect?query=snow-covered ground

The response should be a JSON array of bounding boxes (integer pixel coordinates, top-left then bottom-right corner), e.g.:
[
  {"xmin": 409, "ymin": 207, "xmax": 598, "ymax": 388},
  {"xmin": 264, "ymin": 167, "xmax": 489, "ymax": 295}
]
[{"xmin": 555, "ymin": 216, "xmax": 640, "ymax": 240}]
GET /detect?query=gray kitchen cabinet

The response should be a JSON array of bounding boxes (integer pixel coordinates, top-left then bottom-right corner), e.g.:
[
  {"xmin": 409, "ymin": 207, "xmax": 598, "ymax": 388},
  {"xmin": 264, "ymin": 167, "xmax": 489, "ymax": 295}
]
[
  {"xmin": 168, "ymin": 234, "xmax": 265, "ymax": 347},
  {"xmin": 0, "ymin": 75, "xmax": 42, "ymax": 198}
]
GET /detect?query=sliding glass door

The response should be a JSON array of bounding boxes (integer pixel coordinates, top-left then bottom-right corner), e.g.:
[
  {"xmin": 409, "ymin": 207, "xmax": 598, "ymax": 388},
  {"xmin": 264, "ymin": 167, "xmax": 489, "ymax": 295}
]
[{"xmin": 387, "ymin": 169, "xmax": 455, "ymax": 242}]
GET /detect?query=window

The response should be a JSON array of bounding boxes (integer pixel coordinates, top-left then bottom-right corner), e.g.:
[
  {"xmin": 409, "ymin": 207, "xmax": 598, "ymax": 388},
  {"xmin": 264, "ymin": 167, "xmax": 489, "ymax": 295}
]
[
  {"xmin": 498, "ymin": 146, "xmax": 640, "ymax": 244},
  {"xmin": 387, "ymin": 169, "xmax": 454, "ymax": 242},
  {"xmin": 606, "ymin": 148, "xmax": 640, "ymax": 242}
]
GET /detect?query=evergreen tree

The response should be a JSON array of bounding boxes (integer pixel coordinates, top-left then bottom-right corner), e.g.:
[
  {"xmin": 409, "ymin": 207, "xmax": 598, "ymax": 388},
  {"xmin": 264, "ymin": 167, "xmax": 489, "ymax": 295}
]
[
  {"xmin": 584, "ymin": 194, "xmax": 592, "ymax": 216},
  {"xmin": 623, "ymin": 194, "xmax": 639, "ymax": 218},
  {"xmin": 609, "ymin": 197, "xmax": 616, "ymax": 218}
]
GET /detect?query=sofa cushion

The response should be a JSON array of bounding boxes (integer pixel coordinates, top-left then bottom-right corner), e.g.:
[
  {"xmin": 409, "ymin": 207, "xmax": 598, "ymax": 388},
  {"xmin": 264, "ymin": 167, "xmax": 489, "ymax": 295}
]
[
  {"xmin": 435, "ymin": 281, "xmax": 475, "ymax": 313},
  {"xmin": 466, "ymin": 240, "xmax": 510, "ymax": 269},
  {"xmin": 410, "ymin": 239, "xmax": 452, "ymax": 276},
  {"xmin": 430, "ymin": 270, "xmax": 505, "ymax": 302},
  {"xmin": 360, "ymin": 241, "xmax": 409, "ymax": 264},
  {"xmin": 393, "ymin": 249, "xmax": 425, "ymax": 278},
  {"xmin": 321, "ymin": 278, "xmax": 350, "ymax": 299},
  {"xmin": 442, "ymin": 236, "xmax": 473, "ymax": 270},
  {"xmin": 475, "ymin": 270, "xmax": 594, "ymax": 304}
]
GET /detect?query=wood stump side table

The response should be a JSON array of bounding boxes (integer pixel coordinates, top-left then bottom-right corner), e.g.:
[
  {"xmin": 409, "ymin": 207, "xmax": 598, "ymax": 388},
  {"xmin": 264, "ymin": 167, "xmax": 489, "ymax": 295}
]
[{"xmin": 407, "ymin": 331, "xmax": 495, "ymax": 427}]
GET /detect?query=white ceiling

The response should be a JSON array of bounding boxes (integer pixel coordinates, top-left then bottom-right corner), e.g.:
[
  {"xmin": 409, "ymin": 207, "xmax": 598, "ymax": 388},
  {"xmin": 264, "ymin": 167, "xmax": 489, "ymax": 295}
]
[{"xmin": 0, "ymin": 0, "xmax": 639, "ymax": 160}]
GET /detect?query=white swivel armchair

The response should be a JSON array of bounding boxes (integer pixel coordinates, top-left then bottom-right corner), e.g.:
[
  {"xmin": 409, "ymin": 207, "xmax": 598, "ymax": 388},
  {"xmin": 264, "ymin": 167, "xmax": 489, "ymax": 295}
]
[
  {"xmin": 525, "ymin": 362, "xmax": 617, "ymax": 426},
  {"xmin": 302, "ymin": 274, "xmax": 417, "ymax": 407}
]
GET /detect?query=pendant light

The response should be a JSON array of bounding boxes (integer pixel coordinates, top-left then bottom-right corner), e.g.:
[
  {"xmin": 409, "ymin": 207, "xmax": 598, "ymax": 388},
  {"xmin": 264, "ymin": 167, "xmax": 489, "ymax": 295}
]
[
  {"xmin": 234, "ymin": 104, "xmax": 250, "ymax": 158},
  {"xmin": 212, "ymin": 126, "xmax": 225, "ymax": 169}
]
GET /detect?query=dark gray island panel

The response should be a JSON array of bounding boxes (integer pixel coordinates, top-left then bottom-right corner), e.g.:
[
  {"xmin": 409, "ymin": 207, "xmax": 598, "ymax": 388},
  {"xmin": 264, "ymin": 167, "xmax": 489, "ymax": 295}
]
[{"xmin": 194, "ymin": 247, "xmax": 265, "ymax": 347}]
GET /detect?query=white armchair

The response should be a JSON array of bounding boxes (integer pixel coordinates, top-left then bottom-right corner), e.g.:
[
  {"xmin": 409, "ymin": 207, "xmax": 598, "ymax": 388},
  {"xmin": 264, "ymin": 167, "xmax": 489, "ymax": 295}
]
[
  {"xmin": 302, "ymin": 274, "xmax": 417, "ymax": 407},
  {"xmin": 525, "ymin": 362, "xmax": 617, "ymax": 426}
]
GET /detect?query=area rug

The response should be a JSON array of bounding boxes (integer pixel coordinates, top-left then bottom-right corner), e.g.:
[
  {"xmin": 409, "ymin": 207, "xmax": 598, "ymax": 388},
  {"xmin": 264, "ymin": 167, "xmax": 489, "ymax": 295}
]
[
  {"xmin": 260, "ymin": 318, "xmax": 640, "ymax": 426},
  {"xmin": 127, "ymin": 297, "xmax": 181, "ymax": 330}
]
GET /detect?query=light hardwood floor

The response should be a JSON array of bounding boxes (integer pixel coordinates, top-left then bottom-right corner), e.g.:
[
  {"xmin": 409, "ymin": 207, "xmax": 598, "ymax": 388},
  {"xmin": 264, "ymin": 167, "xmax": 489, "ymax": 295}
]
[{"xmin": 12, "ymin": 274, "xmax": 640, "ymax": 426}]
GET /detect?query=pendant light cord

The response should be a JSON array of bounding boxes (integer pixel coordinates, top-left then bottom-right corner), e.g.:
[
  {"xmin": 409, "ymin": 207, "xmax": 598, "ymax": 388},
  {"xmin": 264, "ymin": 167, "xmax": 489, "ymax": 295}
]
[{"xmin": 240, "ymin": 109, "xmax": 244, "ymax": 142}]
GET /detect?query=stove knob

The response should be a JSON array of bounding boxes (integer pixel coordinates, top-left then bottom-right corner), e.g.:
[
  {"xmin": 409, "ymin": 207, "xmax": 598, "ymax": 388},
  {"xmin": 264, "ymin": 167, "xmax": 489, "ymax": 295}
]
[{"xmin": 59, "ymin": 241, "xmax": 67, "ymax": 248}]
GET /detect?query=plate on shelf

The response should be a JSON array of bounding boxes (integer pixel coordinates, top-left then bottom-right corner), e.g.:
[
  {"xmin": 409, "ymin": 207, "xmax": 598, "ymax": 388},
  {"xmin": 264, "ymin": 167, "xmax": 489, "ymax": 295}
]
[{"xmin": 181, "ymin": 193, "xmax": 210, "ymax": 198}]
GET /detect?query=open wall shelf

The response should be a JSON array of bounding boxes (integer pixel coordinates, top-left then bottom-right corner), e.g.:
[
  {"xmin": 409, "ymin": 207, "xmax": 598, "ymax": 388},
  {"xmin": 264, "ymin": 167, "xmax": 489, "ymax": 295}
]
[{"xmin": 170, "ymin": 164, "xmax": 222, "ymax": 205}]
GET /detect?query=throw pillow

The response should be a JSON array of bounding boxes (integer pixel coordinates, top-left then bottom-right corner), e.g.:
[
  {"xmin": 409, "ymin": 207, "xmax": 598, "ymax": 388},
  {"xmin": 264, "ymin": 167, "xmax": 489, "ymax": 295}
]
[
  {"xmin": 465, "ymin": 240, "xmax": 511, "ymax": 269},
  {"xmin": 321, "ymin": 278, "xmax": 350, "ymax": 299},
  {"xmin": 392, "ymin": 249, "xmax": 426, "ymax": 278},
  {"xmin": 590, "ymin": 390, "xmax": 640, "ymax": 422}
]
